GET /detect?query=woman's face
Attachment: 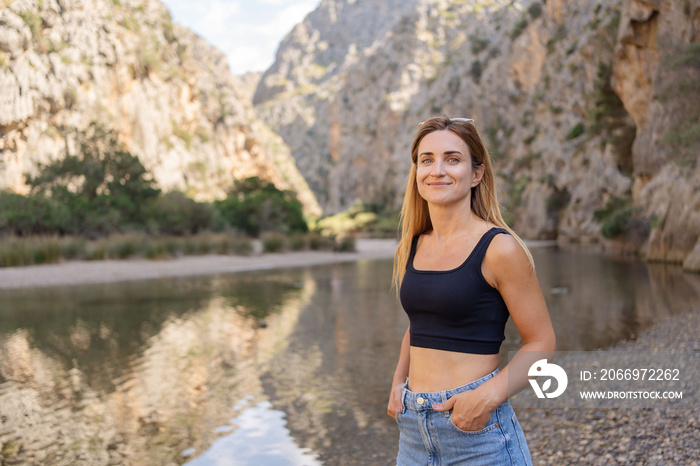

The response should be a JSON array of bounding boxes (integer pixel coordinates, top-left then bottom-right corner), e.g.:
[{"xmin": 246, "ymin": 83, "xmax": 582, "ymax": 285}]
[{"xmin": 415, "ymin": 130, "xmax": 484, "ymax": 207}]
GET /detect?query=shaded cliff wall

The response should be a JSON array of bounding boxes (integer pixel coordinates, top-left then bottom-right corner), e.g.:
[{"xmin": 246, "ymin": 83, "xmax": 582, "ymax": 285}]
[
  {"xmin": 254, "ymin": 0, "xmax": 700, "ymax": 265},
  {"xmin": 0, "ymin": 0, "xmax": 321, "ymax": 215},
  {"xmin": 613, "ymin": 0, "xmax": 700, "ymax": 268}
]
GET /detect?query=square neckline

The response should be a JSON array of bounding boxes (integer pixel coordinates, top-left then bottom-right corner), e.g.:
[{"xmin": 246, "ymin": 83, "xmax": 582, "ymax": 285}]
[{"xmin": 408, "ymin": 227, "xmax": 501, "ymax": 274}]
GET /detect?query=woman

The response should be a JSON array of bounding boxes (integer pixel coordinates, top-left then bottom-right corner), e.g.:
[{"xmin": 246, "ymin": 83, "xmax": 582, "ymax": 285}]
[{"xmin": 387, "ymin": 116, "xmax": 555, "ymax": 465}]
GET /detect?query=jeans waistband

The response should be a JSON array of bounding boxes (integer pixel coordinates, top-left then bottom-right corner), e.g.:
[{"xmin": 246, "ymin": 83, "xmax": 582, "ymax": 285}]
[{"xmin": 401, "ymin": 369, "xmax": 499, "ymax": 411}]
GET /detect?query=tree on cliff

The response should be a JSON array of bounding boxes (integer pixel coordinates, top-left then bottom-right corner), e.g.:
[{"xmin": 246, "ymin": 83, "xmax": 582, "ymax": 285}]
[{"xmin": 24, "ymin": 122, "xmax": 161, "ymax": 236}]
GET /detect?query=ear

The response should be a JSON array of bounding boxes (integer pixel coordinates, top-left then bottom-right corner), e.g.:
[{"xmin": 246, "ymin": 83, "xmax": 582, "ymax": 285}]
[{"xmin": 472, "ymin": 163, "xmax": 485, "ymax": 187}]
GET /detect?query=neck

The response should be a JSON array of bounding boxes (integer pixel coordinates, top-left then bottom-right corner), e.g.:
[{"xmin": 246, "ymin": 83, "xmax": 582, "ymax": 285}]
[{"xmin": 427, "ymin": 200, "xmax": 484, "ymax": 242}]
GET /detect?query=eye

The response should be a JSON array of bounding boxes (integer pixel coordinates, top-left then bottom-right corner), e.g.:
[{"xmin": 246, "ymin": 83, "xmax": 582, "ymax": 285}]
[
  {"xmin": 419, "ymin": 158, "xmax": 433, "ymax": 165},
  {"xmin": 448, "ymin": 157, "xmax": 460, "ymax": 163}
]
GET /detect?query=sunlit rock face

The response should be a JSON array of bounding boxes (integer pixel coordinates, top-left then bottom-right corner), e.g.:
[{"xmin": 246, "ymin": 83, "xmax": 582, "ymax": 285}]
[
  {"xmin": 0, "ymin": 0, "xmax": 320, "ymax": 215},
  {"xmin": 253, "ymin": 0, "xmax": 700, "ymax": 264}
]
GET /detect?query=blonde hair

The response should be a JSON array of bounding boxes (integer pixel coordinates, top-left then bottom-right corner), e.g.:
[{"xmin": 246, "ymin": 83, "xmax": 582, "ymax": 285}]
[{"xmin": 392, "ymin": 116, "xmax": 534, "ymax": 294}]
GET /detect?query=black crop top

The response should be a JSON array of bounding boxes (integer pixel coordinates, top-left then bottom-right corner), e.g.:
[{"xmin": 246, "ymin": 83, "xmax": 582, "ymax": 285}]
[{"xmin": 399, "ymin": 227, "xmax": 510, "ymax": 355}]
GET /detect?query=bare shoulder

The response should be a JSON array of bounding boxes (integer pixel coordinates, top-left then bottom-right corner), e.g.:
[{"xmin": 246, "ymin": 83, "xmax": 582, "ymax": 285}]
[
  {"xmin": 487, "ymin": 232, "xmax": 526, "ymax": 261},
  {"xmin": 483, "ymin": 232, "xmax": 533, "ymax": 287}
]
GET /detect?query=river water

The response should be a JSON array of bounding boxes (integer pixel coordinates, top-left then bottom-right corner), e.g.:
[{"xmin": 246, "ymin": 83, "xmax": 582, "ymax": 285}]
[{"xmin": 1, "ymin": 247, "xmax": 699, "ymax": 465}]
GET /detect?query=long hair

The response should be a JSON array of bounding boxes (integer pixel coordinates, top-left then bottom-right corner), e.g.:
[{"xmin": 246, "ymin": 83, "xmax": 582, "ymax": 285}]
[{"xmin": 392, "ymin": 116, "xmax": 534, "ymax": 294}]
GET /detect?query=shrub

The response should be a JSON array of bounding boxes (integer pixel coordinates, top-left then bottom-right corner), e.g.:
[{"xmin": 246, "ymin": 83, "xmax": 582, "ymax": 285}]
[
  {"xmin": 567, "ymin": 123, "xmax": 585, "ymax": 140},
  {"xmin": 337, "ymin": 235, "xmax": 356, "ymax": 252},
  {"xmin": 470, "ymin": 60, "xmax": 483, "ymax": 82},
  {"xmin": 594, "ymin": 196, "xmax": 648, "ymax": 239},
  {"xmin": 24, "ymin": 122, "xmax": 160, "ymax": 236},
  {"xmin": 288, "ymin": 233, "xmax": 308, "ymax": 251},
  {"xmin": 18, "ymin": 10, "xmax": 42, "ymax": 37},
  {"xmin": 470, "ymin": 37, "xmax": 490, "ymax": 55},
  {"xmin": 148, "ymin": 191, "xmax": 218, "ymax": 235},
  {"xmin": 215, "ymin": 177, "xmax": 307, "ymax": 237},
  {"xmin": 527, "ymin": 3, "xmax": 543, "ymax": 20},
  {"xmin": 308, "ymin": 233, "xmax": 335, "ymax": 251},
  {"xmin": 261, "ymin": 232, "xmax": 286, "ymax": 253},
  {"xmin": 511, "ymin": 16, "xmax": 529, "ymax": 40},
  {"xmin": 546, "ymin": 188, "xmax": 570, "ymax": 214},
  {"xmin": 0, "ymin": 191, "xmax": 71, "ymax": 236}
]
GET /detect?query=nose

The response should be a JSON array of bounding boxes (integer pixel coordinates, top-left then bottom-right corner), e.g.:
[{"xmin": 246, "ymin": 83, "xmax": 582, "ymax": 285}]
[{"xmin": 431, "ymin": 159, "xmax": 447, "ymax": 177}]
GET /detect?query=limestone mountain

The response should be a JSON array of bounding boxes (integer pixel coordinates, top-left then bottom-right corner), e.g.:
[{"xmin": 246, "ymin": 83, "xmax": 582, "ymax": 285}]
[
  {"xmin": 253, "ymin": 0, "xmax": 700, "ymax": 268},
  {"xmin": 0, "ymin": 0, "xmax": 321, "ymax": 216}
]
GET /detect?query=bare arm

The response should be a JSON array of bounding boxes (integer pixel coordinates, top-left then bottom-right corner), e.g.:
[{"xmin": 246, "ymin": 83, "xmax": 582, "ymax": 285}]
[
  {"xmin": 387, "ymin": 326, "xmax": 411, "ymax": 419},
  {"xmin": 432, "ymin": 235, "xmax": 556, "ymax": 430}
]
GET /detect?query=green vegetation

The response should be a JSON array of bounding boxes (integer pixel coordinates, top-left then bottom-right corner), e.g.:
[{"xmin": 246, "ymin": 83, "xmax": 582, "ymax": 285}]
[
  {"xmin": 18, "ymin": 10, "xmax": 42, "ymax": 36},
  {"xmin": 546, "ymin": 187, "xmax": 570, "ymax": 215},
  {"xmin": 527, "ymin": 3, "xmax": 543, "ymax": 20},
  {"xmin": 20, "ymin": 123, "xmax": 161, "ymax": 236},
  {"xmin": 511, "ymin": 16, "xmax": 529, "ymax": 40},
  {"xmin": 507, "ymin": 176, "xmax": 530, "ymax": 210},
  {"xmin": 313, "ymin": 200, "xmax": 399, "ymax": 239},
  {"xmin": 172, "ymin": 121, "xmax": 193, "ymax": 148},
  {"xmin": 588, "ymin": 61, "xmax": 636, "ymax": 174},
  {"xmin": 657, "ymin": 44, "xmax": 700, "ymax": 162},
  {"xmin": 664, "ymin": 111, "xmax": 700, "ymax": 164},
  {"xmin": 513, "ymin": 151, "xmax": 541, "ymax": 171},
  {"xmin": 593, "ymin": 195, "xmax": 648, "ymax": 239},
  {"xmin": 0, "ymin": 124, "xmax": 313, "ymax": 244},
  {"xmin": 0, "ymin": 233, "xmax": 255, "ymax": 267},
  {"xmin": 546, "ymin": 24, "xmax": 567, "ymax": 55},
  {"xmin": 470, "ymin": 37, "xmax": 490, "ymax": 55},
  {"xmin": 587, "ymin": 18, "xmax": 602, "ymax": 30},
  {"xmin": 134, "ymin": 37, "xmax": 161, "ymax": 78},
  {"xmin": 662, "ymin": 42, "xmax": 700, "ymax": 70},
  {"xmin": 120, "ymin": 14, "xmax": 140, "ymax": 31},
  {"xmin": 590, "ymin": 62, "xmax": 627, "ymax": 130},
  {"xmin": 470, "ymin": 60, "xmax": 483, "ymax": 82},
  {"xmin": 484, "ymin": 125, "xmax": 504, "ymax": 161},
  {"xmin": 2, "ymin": 96, "xmax": 412, "ymax": 267},
  {"xmin": 215, "ymin": 176, "xmax": 307, "ymax": 237},
  {"xmin": 567, "ymin": 123, "xmax": 585, "ymax": 140}
]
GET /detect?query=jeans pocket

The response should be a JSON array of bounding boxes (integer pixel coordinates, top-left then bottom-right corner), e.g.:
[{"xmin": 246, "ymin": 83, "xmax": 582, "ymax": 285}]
[{"xmin": 448, "ymin": 412, "xmax": 500, "ymax": 435}]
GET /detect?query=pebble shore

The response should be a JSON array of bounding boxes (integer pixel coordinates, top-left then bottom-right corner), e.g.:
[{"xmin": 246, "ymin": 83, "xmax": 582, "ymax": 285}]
[{"xmin": 520, "ymin": 310, "xmax": 700, "ymax": 466}]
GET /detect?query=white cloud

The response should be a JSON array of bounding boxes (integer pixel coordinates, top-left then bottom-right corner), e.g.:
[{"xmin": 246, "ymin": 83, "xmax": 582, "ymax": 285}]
[
  {"xmin": 161, "ymin": 0, "xmax": 320, "ymax": 74},
  {"xmin": 193, "ymin": 1, "xmax": 241, "ymax": 37}
]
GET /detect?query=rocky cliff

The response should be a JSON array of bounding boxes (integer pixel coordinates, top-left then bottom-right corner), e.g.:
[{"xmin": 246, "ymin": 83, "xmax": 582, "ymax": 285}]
[
  {"xmin": 0, "ymin": 0, "xmax": 321, "ymax": 216},
  {"xmin": 253, "ymin": 0, "xmax": 700, "ymax": 268}
]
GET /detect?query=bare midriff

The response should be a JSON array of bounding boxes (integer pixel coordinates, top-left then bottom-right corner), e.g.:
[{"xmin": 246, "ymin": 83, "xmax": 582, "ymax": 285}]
[{"xmin": 407, "ymin": 346, "xmax": 500, "ymax": 392}]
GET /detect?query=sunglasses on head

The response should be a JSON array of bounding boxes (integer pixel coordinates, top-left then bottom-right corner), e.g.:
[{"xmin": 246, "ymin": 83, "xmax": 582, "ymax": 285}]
[{"xmin": 418, "ymin": 117, "xmax": 475, "ymax": 127}]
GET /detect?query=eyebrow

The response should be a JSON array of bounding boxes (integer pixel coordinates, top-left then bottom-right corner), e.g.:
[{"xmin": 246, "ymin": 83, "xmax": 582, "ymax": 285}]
[{"xmin": 418, "ymin": 150, "xmax": 464, "ymax": 157}]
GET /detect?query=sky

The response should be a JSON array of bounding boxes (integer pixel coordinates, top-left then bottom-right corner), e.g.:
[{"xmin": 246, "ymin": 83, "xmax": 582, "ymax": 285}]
[{"xmin": 160, "ymin": 0, "xmax": 321, "ymax": 75}]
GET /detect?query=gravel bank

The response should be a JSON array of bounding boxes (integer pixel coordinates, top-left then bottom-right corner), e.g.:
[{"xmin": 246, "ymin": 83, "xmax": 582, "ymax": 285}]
[
  {"xmin": 520, "ymin": 309, "xmax": 700, "ymax": 466},
  {"xmin": 0, "ymin": 239, "xmax": 398, "ymax": 290}
]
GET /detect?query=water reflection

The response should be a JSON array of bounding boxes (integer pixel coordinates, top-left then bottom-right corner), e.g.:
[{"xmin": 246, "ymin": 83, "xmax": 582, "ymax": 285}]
[
  {"xmin": 187, "ymin": 400, "xmax": 320, "ymax": 466},
  {"xmin": 0, "ymin": 249, "xmax": 698, "ymax": 464}
]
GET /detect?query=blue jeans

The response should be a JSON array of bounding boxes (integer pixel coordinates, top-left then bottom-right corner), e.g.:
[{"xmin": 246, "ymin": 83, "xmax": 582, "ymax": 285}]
[{"xmin": 396, "ymin": 369, "xmax": 532, "ymax": 465}]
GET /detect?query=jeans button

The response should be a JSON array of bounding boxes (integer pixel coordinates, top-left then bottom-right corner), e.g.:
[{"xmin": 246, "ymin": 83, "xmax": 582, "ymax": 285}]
[{"xmin": 417, "ymin": 397, "xmax": 425, "ymax": 404}]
